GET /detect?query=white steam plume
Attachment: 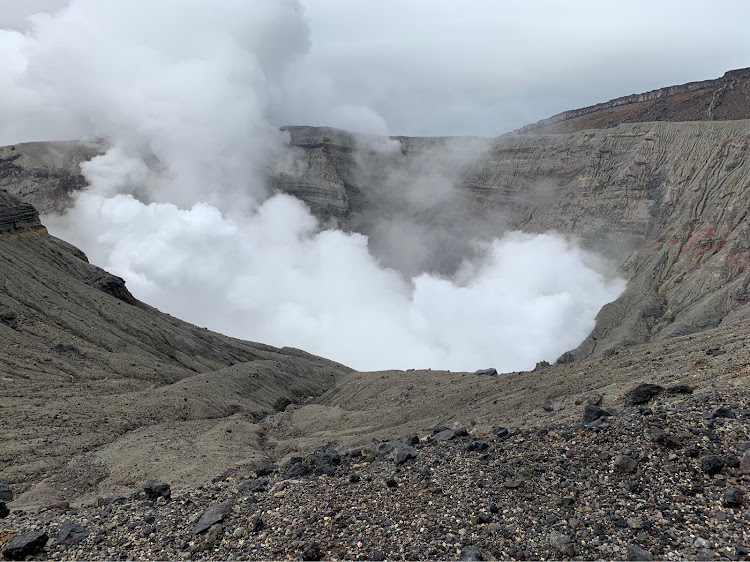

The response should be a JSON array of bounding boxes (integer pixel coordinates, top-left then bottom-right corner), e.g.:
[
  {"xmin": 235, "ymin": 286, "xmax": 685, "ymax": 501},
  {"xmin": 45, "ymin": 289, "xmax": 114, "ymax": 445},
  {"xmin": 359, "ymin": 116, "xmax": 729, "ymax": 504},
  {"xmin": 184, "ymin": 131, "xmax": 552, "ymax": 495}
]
[{"xmin": 1, "ymin": 0, "xmax": 625, "ymax": 371}]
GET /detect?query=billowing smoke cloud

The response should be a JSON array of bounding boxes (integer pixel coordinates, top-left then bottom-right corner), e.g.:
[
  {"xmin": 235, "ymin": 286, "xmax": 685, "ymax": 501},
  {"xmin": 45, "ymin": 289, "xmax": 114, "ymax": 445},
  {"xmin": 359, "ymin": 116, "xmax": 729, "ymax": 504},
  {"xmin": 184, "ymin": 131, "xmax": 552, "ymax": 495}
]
[{"xmin": 1, "ymin": 0, "xmax": 625, "ymax": 371}]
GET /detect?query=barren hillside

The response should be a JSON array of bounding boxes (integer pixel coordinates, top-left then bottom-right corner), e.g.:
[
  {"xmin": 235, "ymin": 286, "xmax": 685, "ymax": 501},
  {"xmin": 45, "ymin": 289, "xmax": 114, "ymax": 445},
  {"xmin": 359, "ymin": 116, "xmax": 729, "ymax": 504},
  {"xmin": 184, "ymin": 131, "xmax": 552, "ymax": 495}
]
[{"xmin": 0, "ymin": 70, "xmax": 749, "ymax": 540}]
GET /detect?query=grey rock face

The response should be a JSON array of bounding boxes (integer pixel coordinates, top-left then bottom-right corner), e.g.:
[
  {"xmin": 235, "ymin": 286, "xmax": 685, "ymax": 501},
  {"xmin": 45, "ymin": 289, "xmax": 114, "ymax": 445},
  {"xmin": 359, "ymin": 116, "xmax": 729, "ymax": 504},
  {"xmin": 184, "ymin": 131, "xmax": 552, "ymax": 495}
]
[
  {"xmin": 5, "ymin": 116, "xmax": 750, "ymax": 362},
  {"xmin": 0, "ymin": 190, "xmax": 42, "ymax": 234},
  {"xmin": 221, "ymin": 119, "xmax": 750, "ymax": 360},
  {"xmin": 0, "ymin": 140, "xmax": 102, "ymax": 214}
]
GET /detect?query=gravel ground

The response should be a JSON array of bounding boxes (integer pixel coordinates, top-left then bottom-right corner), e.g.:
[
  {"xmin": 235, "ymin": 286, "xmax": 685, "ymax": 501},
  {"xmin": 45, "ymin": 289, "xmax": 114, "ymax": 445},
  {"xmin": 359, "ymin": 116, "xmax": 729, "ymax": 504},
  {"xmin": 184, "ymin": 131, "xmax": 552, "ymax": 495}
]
[{"xmin": 2, "ymin": 380, "xmax": 748, "ymax": 561}]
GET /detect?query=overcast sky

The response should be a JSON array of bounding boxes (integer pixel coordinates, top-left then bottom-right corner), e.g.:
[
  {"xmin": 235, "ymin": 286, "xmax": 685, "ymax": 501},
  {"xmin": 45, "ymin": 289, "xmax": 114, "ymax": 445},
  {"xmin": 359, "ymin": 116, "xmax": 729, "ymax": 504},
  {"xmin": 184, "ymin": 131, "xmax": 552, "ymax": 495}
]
[{"xmin": 2, "ymin": 0, "xmax": 749, "ymax": 137}]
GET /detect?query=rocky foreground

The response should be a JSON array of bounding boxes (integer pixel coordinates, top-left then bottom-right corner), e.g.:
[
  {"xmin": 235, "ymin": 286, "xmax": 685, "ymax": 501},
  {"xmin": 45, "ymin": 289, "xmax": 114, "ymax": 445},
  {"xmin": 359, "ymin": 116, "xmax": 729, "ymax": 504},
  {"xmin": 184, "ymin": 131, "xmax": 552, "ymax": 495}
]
[{"xmin": 1, "ymin": 380, "xmax": 748, "ymax": 561}]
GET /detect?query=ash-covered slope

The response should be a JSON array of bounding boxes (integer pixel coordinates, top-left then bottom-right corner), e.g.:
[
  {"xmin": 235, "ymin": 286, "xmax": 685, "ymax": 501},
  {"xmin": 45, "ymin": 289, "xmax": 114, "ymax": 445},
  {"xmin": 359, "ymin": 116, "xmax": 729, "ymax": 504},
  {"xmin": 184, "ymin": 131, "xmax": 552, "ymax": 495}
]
[
  {"xmin": 0, "ymin": 189, "xmax": 351, "ymax": 503},
  {"xmin": 518, "ymin": 67, "xmax": 750, "ymax": 134}
]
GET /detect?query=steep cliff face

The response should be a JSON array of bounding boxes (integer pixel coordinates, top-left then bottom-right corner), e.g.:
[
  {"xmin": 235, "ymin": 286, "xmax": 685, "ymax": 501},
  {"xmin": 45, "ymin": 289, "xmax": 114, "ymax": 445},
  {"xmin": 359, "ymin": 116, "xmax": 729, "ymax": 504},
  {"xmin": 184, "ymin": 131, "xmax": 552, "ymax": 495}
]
[
  {"xmin": 270, "ymin": 121, "xmax": 750, "ymax": 358},
  {"xmin": 517, "ymin": 68, "xmax": 750, "ymax": 134},
  {"xmin": 0, "ymin": 140, "xmax": 102, "ymax": 214},
  {"xmin": 0, "ymin": 190, "xmax": 43, "ymax": 234},
  {"xmin": 2, "ymin": 119, "xmax": 749, "ymax": 362}
]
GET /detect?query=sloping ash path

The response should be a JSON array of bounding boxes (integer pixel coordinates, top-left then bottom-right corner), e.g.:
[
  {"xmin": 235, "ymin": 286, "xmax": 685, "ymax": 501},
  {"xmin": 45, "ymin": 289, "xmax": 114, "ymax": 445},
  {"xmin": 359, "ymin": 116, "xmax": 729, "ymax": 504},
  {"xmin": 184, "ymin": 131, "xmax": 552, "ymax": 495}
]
[{"xmin": 1, "ymin": 379, "xmax": 749, "ymax": 561}]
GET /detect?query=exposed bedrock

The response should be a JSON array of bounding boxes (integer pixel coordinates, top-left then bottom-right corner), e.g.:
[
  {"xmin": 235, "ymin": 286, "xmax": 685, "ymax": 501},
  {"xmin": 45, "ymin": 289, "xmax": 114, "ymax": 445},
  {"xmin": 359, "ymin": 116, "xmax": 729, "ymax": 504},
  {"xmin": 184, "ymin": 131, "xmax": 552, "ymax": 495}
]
[
  {"xmin": 274, "ymin": 121, "xmax": 750, "ymax": 359},
  {"xmin": 2, "ymin": 118, "xmax": 749, "ymax": 361}
]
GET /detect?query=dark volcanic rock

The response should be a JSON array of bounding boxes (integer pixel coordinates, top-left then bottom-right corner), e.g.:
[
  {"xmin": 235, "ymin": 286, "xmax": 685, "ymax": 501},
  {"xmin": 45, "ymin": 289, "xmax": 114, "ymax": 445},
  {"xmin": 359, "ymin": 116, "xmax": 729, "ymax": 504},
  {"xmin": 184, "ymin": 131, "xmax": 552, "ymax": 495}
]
[
  {"xmin": 0, "ymin": 503, "xmax": 8, "ymax": 519},
  {"xmin": 723, "ymin": 487, "xmax": 744, "ymax": 507},
  {"xmin": 90, "ymin": 273, "xmax": 137, "ymax": 305},
  {"xmin": 52, "ymin": 342, "xmax": 82, "ymax": 355},
  {"xmin": 2, "ymin": 529, "xmax": 49, "ymax": 560},
  {"xmin": 322, "ymin": 449, "xmax": 341, "ymax": 465},
  {"xmin": 142, "ymin": 479, "xmax": 171, "ymax": 501},
  {"xmin": 97, "ymin": 494, "xmax": 126, "ymax": 506},
  {"xmin": 56, "ymin": 520, "xmax": 89, "ymax": 546},
  {"xmin": 285, "ymin": 462, "xmax": 309, "ymax": 478},
  {"xmin": 433, "ymin": 429, "xmax": 457, "ymax": 441},
  {"xmin": 466, "ymin": 438, "xmax": 490, "ymax": 452},
  {"xmin": 254, "ymin": 464, "xmax": 276, "ymax": 477},
  {"xmin": 0, "ymin": 309, "xmax": 17, "ymax": 329},
  {"xmin": 492, "ymin": 427, "xmax": 509, "ymax": 439},
  {"xmin": 250, "ymin": 514, "xmax": 264, "ymax": 533},
  {"xmin": 582, "ymin": 404, "xmax": 612, "ymax": 424},
  {"xmin": 0, "ymin": 190, "xmax": 41, "ymax": 233},
  {"xmin": 302, "ymin": 541, "xmax": 322, "ymax": 561},
  {"xmin": 725, "ymin": 454, "xmax": 741, "ymax": 468},
  {"xmin": 704, "ymin": 406, "xmax": 735, "ymax": 419},
  {"xmin": 699, "ymin": 454, "xmax": 725, "ymax": 475},
  {"xmin": 613, "ymin": 455, "xmax": 638, "ymax": 473},
  {"xmin": 393, "ymin": 445, "xmax": 418, "ymax": 466},
  {"xmin": 192, "ymin": 499, "xmax": 233, "ymax": 535},
  {"xmin": 648, "ymin": 427, "xmax": 680, "ymax": 449},
  {"xmin": 302, "ymin": 447, "xmax": 341, "ymax": 476},
  {"xmin": 624, "ymin": 383, "xmax": 664, "ymax": 407},
  {"xmin": 474, "ymin": 368, "xmax": 497, "ymax": 376},
  {"xmin": 549, "ymin": 531, "xmax": 575, "ymax": 557},
  {"xmin": 665, "ymin": 384, "xmax": 694, "ymax": 394}
]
